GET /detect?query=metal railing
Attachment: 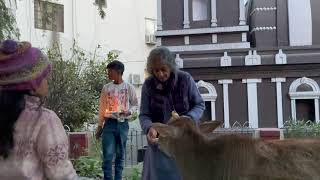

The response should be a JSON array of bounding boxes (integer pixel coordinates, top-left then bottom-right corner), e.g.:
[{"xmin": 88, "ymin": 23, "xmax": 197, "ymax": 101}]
[
  {"xmin": 124, "ymin": 129, "xmax": 147, "ymax": 167},
  {"xmin": 123, "ymin": 121, "xmax": 254, "ymax": 167}
]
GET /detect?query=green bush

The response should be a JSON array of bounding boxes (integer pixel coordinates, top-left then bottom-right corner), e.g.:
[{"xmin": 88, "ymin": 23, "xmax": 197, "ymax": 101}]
[
  {"xmin": 283, "ymin": 119, "xmax": 320, "ymax": 138},
  {"xmin": 72, "ymin": 137, "xmax": 144, "ymax": 179},
  {"xmin": 45, "ymin": 43, "xmax": 117, "ymax": 130},
  {"xmin": 123, "ymin": 163, "xmax": 143, "ymax": 180},
  {"xmin": 128, "ymin": 111, "xmax": 139, "ymax": 122},
  {"xmin": 0, "ymin": 1, "xmax": 20, "ymax": 40},
  {"xmin": 72, "ymin": 137, "xmax": 103, "ymax": 179},
  {"xmin": 73, "ymin": 156, "xmax": 103, "ymax": 179}
]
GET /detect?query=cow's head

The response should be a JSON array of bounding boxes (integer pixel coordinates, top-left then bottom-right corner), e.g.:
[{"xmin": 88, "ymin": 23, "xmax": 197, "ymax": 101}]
[{"xmin": 152, "ymin": 116, "xmax": 222, "ymax": 157}]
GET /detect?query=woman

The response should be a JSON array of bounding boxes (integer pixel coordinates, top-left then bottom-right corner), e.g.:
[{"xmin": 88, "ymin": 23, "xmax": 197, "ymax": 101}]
[
  {"xmin": 139, "ymin": 47, "xmax": 205, "ymax": 180},
  {"xmin": 0, "ymin": 40, "xmax": 77, "ymax": 180}
]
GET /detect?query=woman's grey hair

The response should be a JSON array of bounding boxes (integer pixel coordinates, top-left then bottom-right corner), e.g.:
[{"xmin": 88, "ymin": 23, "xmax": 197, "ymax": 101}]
[{"xmin": 146, "ymin": 46, "xmax": 176, "ymax": 75}]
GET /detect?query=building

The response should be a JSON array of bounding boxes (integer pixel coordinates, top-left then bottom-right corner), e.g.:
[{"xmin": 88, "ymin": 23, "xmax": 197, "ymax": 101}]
[
  {"xmin": 4, "ymin": 0, "xmax": 157, "ymax": 99},
  {"xmin": 156, "ymin": 0, "xmax": 320, "ymax": 128}
]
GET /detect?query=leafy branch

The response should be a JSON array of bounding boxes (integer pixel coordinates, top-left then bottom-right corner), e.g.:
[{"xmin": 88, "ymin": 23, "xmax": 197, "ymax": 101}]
[{"xmin": 0, "ymin": 0, "xmax": 20, "ymax": 40}]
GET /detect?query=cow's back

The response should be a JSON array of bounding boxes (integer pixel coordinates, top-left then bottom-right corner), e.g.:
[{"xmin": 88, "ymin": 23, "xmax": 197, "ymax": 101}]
[
  {"xmin": 250, "ymin": 138, "xmax": 320, "ymax": 180},
  {"xmin": 188, "ymin": 135, "xmax": 320, "ymax": 180},
  {"xmin": 187, "ymin": 135, "xmax": 258, "ymax": 180}
]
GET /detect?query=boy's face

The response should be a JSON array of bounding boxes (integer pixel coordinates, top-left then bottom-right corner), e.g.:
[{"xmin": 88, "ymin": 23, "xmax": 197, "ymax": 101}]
[{"xmin": 107, "ymin": 68, "xmax": 121, "ymax": 81}]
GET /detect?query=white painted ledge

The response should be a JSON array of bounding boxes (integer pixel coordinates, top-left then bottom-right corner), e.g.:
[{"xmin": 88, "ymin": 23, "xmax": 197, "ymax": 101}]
[
  {"xmin": 167, "ymin": 42, "xmax": 250, "ymax": 52},
  {"xmin": 155, "ymin": 26, "xmax": 249, "ymax": 37}
]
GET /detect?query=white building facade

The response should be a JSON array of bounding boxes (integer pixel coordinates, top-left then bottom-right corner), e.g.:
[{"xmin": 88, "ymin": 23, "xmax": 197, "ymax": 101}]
[{"xmin": 4, "ymin": 0, "xmax": 157, "ymax": 99}]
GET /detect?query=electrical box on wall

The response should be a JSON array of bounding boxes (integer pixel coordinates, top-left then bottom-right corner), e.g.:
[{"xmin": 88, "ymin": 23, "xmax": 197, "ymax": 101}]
[{"xmin": 129, "ymin": 73, "xmax": 141, "ymax": 85}]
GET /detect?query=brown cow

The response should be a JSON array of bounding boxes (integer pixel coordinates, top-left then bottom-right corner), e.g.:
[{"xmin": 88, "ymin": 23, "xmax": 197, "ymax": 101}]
[{"xmin": 153, "ymin": 116, "xmax": 320, "ymax": 180}]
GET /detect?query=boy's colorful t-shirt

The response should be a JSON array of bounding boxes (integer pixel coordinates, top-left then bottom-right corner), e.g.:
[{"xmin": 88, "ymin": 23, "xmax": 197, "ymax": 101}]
[{"xmin": 98, "ymin": 81, "xmax": 138, "ymax": 126}]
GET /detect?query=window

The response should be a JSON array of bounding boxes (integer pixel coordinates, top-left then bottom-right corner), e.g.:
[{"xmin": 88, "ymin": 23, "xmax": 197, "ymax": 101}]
[
  {"xmin": 192, "ymin": 0, "xmax": 208, "ymax": 21},
  {"xmin": 34, "ymin": 0, "xmax": 64, "ymax": 32},
  {"xmin": 296, "ymin": 99, "xmax": 315, "ymax": 122},
  {"xmin": 199, "ymin": 87, "xmax": 210, "ymax": 94},
  {"xmin": 145, "ymin": 18, "xmax": 156, "ymax": 45},
  {"xmin": 196, "ymin": 80, "xmax": 217, "ymax": 121},
  {"xmin": 297, "ymin": 84, "xmax": 313, "ymax": 92},
  {"xmin": 200, "ymin": 101, "xmax": 212, "ymax": 122},
  {"xmin": 289, "ymin": 77, "xmax": 320, "ymax": 123}
]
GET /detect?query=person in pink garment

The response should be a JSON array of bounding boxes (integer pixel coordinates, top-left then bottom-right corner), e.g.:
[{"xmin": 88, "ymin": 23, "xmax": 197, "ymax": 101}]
[{"xmin": 0, "ymin": 40, "xmax": 78, "ymax": 180}]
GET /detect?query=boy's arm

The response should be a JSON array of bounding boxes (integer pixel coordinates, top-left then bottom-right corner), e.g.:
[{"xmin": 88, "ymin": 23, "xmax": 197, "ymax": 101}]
[
  {"xmin": 97, "ymin": 86, "xmax": 107, "ymax": 129},
  {"xmin": 96, "ymin": 86, "xmax": 107, "ymax": 139}
]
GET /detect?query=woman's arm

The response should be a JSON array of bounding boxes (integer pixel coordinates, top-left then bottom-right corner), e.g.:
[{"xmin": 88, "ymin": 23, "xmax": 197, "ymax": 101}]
[
  {"xmin": 139, "ymin": 83, "xmax": 153, "ymax": 135},
  {"xmin": 186, "ymin": 75, "xmax": 205, "ymax": 124}
]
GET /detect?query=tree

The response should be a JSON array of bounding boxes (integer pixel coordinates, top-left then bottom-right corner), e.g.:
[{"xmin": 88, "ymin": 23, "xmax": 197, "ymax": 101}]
[
  {"xmin": 0, "ymin": 0, "xmax": 20, "ymax": 40},
  {"xmin": 96, "ymin": 0, "xmax": 106, "ymax": 19}
]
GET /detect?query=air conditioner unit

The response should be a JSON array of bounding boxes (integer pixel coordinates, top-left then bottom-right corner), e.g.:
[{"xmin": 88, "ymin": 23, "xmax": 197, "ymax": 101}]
[
  {"xmin": 145, "ymin": 34, "xmax": 156, "ymax": 45},
  {"xmin": 129, "ymin": 74, "xmax": 141, "ymax": 85}
]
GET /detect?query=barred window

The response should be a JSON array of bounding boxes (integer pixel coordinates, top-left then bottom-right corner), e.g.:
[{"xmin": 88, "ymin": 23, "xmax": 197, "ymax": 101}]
[{"xmin": 34, "ymin": 0, "xmax": 64, "ymax": 32}]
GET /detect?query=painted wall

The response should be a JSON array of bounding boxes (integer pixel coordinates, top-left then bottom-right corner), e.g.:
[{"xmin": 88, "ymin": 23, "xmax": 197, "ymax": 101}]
[
  {"xmin": 229, "ymin": 80, "xmax": 248, "ymax": 127},
  {"xmin": 257, "ymin": 79, "xmax": 277, "ymax": 127},
  {"xmin": 249, "ymin": 0, "xmax": 320, "ymax": 48}
]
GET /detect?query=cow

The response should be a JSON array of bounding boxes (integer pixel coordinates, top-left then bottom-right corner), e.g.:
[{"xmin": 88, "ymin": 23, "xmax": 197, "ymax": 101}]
[{"xmin": 153, "ymin": 116, "xmax": 320, "ymax": 180}]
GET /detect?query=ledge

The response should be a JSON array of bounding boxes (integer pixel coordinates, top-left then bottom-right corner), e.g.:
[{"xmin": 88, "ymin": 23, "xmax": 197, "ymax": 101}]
[
  {"xmin": 155, "ymin": 26, "xmax": 249, "ymax": 36},
  {"xmin": 167, "ymin": 42, "xmax": 250, "ymax": 52}
]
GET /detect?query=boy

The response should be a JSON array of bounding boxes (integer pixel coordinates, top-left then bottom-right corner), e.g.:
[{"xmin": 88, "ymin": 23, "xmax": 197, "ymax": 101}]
[{"xmin": 95, "ymin": 60, "xmax": 138, "ymax": 180}]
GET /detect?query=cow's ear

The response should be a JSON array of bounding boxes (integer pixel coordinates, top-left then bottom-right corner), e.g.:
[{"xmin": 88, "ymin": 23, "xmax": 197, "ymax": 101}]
[
  {"xmin": 199, "ymin": 120, "xmax": 222, "ymax": 134},
  {"xmin": 152, "ymin": 123, "xmax": 176, "ymax": 138}
]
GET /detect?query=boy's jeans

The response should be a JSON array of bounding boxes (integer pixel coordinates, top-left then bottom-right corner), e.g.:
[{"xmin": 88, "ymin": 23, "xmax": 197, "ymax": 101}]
[{"xmin": 102, "ymin": 118, "xmax": 129, "ymax": 180}]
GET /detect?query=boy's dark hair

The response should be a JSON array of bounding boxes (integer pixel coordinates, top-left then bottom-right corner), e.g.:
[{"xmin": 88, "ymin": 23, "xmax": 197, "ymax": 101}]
[{"xmin": 106, "ymin": 60, "xmax": 124, "ymax": 75}]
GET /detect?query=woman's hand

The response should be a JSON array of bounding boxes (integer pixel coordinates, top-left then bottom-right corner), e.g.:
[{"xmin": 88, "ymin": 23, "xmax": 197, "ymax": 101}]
[{"xmin": 147, "ymin": 127, "xmax": 158, "ymax": 144}]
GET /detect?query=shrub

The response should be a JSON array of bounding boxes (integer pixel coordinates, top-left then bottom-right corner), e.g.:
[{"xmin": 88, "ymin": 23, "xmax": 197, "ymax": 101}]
[
  {"xmin": 123, "ymin": 163, "xmax": 143, "ymax": 180},
  {"xmin": 0, "ymin": 1, "xmax": 20, "ymax": 40},
  {"xmin": 283, "ymin": 119, "xmax": 320, "ymax": 138},
  {"xmin": 72, "ymin": 137, "xmax": 103, "ymax": 179},
  {"xmin": 45, "ymin": 43, "xmax": 118, "ymax": 130}
]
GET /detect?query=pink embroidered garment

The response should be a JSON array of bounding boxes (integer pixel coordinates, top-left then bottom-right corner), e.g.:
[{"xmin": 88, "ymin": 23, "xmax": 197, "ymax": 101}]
[{"xmin": 0, "ymin": 96, "xmax": 77, "ymax": 180}]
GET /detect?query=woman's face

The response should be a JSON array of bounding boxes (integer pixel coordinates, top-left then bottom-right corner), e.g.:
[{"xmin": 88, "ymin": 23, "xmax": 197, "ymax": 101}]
[{"xmin": 151, "ymin": 57, "xmax": 171, "ymax": 82}]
